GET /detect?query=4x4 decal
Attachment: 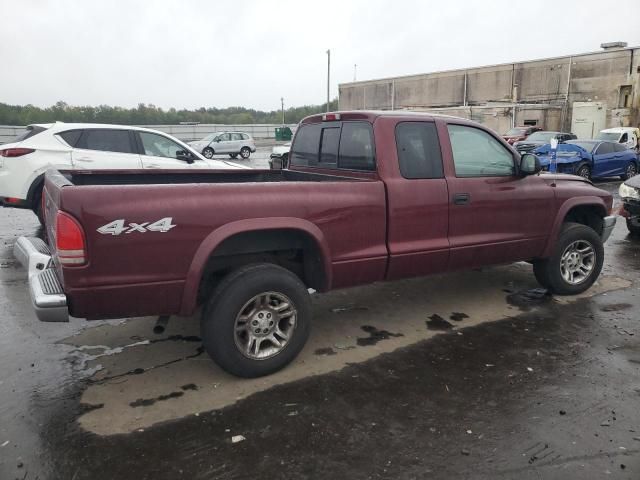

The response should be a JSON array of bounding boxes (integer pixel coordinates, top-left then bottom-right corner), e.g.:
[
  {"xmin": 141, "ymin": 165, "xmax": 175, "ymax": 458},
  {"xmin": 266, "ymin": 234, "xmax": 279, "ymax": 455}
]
[{"xmin": 97, "ymin": 217, "xmax": 176, "ymax": 236}]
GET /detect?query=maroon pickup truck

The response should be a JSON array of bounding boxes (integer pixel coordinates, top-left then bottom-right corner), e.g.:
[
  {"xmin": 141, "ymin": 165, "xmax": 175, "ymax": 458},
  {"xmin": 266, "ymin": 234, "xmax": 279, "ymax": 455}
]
[{"xmin": 15, "ymin": 111, "xmax": 616, "ymax": 377}]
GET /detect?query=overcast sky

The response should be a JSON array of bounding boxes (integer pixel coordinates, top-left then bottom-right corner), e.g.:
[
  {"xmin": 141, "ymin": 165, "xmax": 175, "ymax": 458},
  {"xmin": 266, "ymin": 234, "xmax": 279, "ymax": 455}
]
[{"xmin": 1, "ymin": 0, "xmax": 639, "ymax": 112}]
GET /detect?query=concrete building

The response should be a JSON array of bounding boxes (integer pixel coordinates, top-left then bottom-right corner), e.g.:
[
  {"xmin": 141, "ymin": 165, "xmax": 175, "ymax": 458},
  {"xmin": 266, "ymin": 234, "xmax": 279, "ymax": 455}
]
[{"xmin": 339, "ymin": 43, "xmax": 639, "ymax": 137}]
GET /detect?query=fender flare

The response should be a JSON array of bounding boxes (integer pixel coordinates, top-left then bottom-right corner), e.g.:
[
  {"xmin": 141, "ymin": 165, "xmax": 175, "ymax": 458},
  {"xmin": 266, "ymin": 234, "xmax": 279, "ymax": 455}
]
[
  {"xmin": 541, "ymin": 196, "xmax": 608, "ymax": 258},
  {"xmin": 179, "ymin": 217, "xmax": 332, "ymax": 315}
]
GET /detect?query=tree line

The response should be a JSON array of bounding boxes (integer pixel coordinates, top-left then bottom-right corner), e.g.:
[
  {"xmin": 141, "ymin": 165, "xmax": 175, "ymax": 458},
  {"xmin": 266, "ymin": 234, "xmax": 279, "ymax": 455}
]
[{"xmin": 0, "ymin": 100, "xmax": 340, "ymax": 126}]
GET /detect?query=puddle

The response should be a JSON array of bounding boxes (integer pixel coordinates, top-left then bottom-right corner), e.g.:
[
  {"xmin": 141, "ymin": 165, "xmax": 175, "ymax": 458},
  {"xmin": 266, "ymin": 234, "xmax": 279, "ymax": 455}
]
[
  {"xmin": 315, "ymin": 347, "xmax": 337, "ymax": 356},
  {"xmin": 450, "ymin": 312, "xmax": 469, "ymax": 322},
  {"xmin": 357, "ymin": 325, "xmax": 404, "ymax": 346},
  {"xmin": 426, "ymin": 314, "xmax": 454, "ymax": 330}
]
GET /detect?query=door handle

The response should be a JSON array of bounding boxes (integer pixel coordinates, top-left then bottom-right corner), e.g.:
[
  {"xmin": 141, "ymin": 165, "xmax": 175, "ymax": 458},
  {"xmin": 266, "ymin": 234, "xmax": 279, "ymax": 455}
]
[{"xmin": 453, "ymin": 193, "xmax": 471, "ymax": 205}]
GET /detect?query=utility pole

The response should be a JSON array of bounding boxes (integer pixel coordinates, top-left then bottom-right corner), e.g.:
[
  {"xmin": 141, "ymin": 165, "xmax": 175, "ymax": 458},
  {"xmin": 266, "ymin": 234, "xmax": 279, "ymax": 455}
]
[
  {"xmin": 281, "ymin": 97, "xmax": 285, "ymax": 124},
  {"xmin": 326, "ymin": 49, "xmax": 331, "ymax": 112},
  {"xmin": 354, "ymin": 63, "xmax": 357, "ymax": 82}
]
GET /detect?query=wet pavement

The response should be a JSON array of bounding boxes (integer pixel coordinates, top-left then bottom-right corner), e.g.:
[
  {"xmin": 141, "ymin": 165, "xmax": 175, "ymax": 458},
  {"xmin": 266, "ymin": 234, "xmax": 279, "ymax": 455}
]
[{"xmin": 1, "ymin": 180, "xmax": 639, "ymax": 479}]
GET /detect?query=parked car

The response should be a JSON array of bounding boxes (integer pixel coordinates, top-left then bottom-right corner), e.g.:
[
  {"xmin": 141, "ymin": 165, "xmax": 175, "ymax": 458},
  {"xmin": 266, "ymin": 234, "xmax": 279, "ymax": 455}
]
[
  {"xmin": 619, "ymin": 177, "xmax": 640, "ymax": 235},
  {"xmin": 596, "ymin": 127, "xmax": 639, "ymax": 152},
  {"xmin": 502, "ymin": 126, "xmax": 543, "ymax": 145},
  {"xmin": 0, "ymin": 123, "xmax": 244, "ymax": 222},
  {"xmin": 534, "ymin": 140, "xmax": 638, "ymax": 179},
  {"xmin": 513, "ymin": 131, "xmax": 577, "ymax": 154},
  {"xmin": 189, "ymin": 132, "xmax": 256, "ymax": 159},
  {"xmin": 268, "ymin": 142, "xmax": 291, "ymax": 169},
  {"xmin": 15, "ymin": 111, "xmax": 615, "ymax": 378}
]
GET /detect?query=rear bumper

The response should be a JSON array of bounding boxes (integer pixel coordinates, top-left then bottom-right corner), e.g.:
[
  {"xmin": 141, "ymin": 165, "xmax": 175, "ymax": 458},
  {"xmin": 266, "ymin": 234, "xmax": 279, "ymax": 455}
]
[
  {"xmin": 601, "ymin": 215, "xmax": 617, "ymax": 243},
  {"xmin": 14, "ymin": 236, "xmax": 69, "ymax": 322}
]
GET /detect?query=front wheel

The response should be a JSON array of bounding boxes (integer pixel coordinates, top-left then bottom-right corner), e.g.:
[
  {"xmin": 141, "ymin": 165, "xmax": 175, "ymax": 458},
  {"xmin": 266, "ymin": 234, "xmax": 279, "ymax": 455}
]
[
  {"xmin": 533, "ymin": 222, "xmax": 603, "ymax": 295},
  {"xmin": 201, "ymin": 263, "xmax": 311, "ymax": 378},
  {"xmin": 240, "ymin": 147, "xmax": 251, "ymax": 159},
  {"xmin": 626, "ymin": 217, "xmax": 640, "ymax": 236},
  {"xmin": 203, "ymin": 147, "xmax": 214, "ymax": 159},
  {"xmin": 621, "ymin": 162, "xmax": 637, "ymax": 180},
  {"xmin": 576, "ymin": 164, "xmax": 591, "ymax": 179}
]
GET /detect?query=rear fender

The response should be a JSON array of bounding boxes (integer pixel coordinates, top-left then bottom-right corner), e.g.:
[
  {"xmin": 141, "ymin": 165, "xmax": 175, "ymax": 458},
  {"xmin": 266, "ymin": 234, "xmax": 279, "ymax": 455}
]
[{"xmin": 179, "ymin": 217, "xmax": 331, "ymax": 315}]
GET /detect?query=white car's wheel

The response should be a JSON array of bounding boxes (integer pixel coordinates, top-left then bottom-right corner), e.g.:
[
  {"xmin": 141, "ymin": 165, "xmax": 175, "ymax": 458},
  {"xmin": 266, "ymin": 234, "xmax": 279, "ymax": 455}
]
[{"xmin": 203, "ymin": 147, "xmax": 214, "ymax": 159}]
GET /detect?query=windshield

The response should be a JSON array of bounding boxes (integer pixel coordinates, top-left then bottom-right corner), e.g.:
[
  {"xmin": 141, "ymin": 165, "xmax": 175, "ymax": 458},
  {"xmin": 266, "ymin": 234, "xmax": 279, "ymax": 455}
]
[
  {"xmin": 526, "ymin": 132, "xmax": 556, "ymax": 142},
  {"xmin": 595, "ymin": 132, "xmax": 620, "ymax": 142},
  {"xmin": 201, "ymin": 134, "xmax": 216, "ymax": 142},
  {"xmin": 505, "ymin": 128, "xmax": 526, "ymax": 136}
]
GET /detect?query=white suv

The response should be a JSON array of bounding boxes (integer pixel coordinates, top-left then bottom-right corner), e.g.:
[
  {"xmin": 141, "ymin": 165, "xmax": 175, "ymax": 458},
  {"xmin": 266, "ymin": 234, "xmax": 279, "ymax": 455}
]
[
  {"xmin": 189, "ymin": 132, "xmax": 256, "ymax": 159},
  {"xmin": 0, "ymin": 122, "xmax": 243, "ymax": 222}
]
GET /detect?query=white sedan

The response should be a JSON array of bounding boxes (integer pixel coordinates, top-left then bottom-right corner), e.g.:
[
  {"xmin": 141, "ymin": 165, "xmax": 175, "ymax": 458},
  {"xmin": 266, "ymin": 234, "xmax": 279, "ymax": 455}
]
[{"xmin": 0, "ymin": 122, "xmax": 244, "ymax": 222}]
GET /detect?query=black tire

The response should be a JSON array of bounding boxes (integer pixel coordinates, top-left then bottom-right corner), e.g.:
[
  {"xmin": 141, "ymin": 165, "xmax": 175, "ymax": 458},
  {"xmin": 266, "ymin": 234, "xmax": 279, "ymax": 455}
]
[
  {"xmin": 201, "ymin": 263, "xmax": 311, "ymax": 378},
  {"xmin": 229, "ymin": 153, "xmax": 238, "ymax": 159},
  {"xmin": 203, "ymin": 147, "xmax": 214, "ymax": 159},
  {"xmin": 621, "ymin": 162, "xmax": 638, "ymax": 180},
  {"xmin": 532, "ymin": 222, "xmax": 604, "ymax": 295},
  {"xmin": 626, "ymin": 218, "xmax": 640, "ymax": 236},
  {"xmin": 240, "ymin": 147, "xmax": 251, "ymax": 159},
  {"xmin": 32, "ymin": 190, "xmax": 44, "ymax": 225},
  {"xmin": 576, "ymin": 163, "xmax": 591, "ymax": 179}
]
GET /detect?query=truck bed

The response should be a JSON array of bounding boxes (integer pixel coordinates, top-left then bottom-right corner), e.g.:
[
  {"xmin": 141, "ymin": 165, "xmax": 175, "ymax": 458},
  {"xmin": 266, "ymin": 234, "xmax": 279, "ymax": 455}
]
[{"xmin": 43, "ymin": 168, "xmax": 389, "ymax": 319}]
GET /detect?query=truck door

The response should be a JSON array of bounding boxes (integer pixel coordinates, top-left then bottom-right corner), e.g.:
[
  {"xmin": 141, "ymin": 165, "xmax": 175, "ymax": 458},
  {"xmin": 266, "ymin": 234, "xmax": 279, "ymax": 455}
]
[
  {"xmin": 384, "ymin": 120, "xmax": 450, "ymax": 279},
  {"xmin": 443, "ymin": 123, "xmax": 554, "ymax": 269}
]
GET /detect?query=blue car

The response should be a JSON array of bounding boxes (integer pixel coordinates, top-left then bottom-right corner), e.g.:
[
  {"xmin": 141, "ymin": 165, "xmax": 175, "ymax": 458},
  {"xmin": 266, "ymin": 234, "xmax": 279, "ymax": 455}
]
[{"xmin": 534, "ymin": 140, "xmax": 639, "ymax": 180}]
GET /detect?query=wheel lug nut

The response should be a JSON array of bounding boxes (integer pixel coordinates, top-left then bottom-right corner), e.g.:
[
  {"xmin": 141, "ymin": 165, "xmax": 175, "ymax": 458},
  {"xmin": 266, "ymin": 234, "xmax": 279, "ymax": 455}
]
[
  {"xmin": 252, "ymin": 320, "xmax": 258, "ymax": 326},
  {"xmin": 259, "ymin": 313, "xmax": 264, "ymax": 319},
  {"xmin": 269, "ymin": 321, "xmax": 274, "ymax": 326}
]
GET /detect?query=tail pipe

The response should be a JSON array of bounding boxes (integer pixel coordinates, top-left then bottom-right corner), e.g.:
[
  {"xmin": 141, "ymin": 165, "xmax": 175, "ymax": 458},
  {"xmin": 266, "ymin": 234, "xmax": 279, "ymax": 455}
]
[{"xmin": 153, "ymin": 315, "xmax": 170, "ymax": 335}]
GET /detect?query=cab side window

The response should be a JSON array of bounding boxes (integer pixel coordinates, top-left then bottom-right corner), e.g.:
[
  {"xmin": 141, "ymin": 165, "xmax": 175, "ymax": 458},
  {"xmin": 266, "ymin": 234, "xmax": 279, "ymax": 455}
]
[
  {"xmin": 448, "ymin": 124, "xmax": 514, "ymax": 177},
  {"xmin": 395, "ymin": 122, "xmax": 443, "ymax": 179}
]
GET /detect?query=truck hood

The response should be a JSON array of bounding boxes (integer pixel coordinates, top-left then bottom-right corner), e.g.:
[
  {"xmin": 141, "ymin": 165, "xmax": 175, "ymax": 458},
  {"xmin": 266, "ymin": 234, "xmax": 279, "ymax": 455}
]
[{"xmin": 539, "ymin": 172, "xmax": 590, "ymax": 183}]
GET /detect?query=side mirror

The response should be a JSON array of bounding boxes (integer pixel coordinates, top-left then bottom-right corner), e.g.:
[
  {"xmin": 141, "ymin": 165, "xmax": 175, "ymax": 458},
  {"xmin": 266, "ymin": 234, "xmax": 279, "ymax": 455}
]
[
  {"xmin": 176, "ymin": 150, "xmax": 195, "ymax": 164},
  {"xmin": 520, "ymin": 153, "xmax": 541, "ymax": 175}
]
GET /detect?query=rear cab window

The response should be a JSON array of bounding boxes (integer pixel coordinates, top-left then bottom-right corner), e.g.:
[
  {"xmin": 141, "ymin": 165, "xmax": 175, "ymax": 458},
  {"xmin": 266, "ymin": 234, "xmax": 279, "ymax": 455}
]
[
  {"xmin": 395, "ymin": 122, "xmax": 443, "ymax": 179},
  {"xmin": 290, "ymin": 121, "xmax": 375, "ymax": 171}
]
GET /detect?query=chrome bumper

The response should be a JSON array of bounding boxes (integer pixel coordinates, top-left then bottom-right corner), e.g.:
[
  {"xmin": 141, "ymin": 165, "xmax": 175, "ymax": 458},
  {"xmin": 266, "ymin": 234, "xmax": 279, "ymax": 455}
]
[
  {"xmin": 601, "ymin": 215, "xmax": 617, "ymax": 243},
  {"xmin": 13, "ymin": 236, "xmax": 69, "ymax": 322}
]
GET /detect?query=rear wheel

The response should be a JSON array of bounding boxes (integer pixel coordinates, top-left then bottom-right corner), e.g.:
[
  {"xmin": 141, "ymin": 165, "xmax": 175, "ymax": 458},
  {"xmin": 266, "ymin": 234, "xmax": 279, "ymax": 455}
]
[
  {"xmin": 201, "ymin": 263, "xmax": 311, "ymax": 378},
  {"xmin": 621, "ymin": 162, "xmax": 637, "ymax": 180},
  {"xmin": 576, "ymin": 164, "xmax": 591, "ymax": 179},
  {"xmin": 533, "ymin": 222, "xmax": 603, "ymax": 295},
  {"xmin": 203, "ymin": 147, "xmax": 214, "ymax": 159},
  {"xmin": 32, "ymin": 189, "xmax": 44, "ymax": 225},
  {"xmin": 240, "ymin": 147, "xmax": 251, "ymax": 159}
]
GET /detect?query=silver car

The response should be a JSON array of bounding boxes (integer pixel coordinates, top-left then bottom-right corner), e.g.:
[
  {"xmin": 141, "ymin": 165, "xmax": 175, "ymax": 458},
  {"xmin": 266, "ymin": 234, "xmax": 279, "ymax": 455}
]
[{"xmin": 189, "ymin": 132, "xmax": 256, "ymax": 159}]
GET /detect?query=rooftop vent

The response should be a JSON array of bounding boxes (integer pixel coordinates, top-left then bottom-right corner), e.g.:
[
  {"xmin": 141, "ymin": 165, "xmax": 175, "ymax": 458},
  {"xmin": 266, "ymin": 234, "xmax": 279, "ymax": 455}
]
[{"xmin": 600, "ymin": 41, "xmax": 627, "ymax": 50}]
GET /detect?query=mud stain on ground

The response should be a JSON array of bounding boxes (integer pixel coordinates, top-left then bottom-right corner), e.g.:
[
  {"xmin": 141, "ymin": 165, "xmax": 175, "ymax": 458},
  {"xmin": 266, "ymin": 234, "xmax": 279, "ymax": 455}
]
[
  {"xmin": 426, "ymin": 314, "xmax": 454, "ymax": 330},
  {"xmin": 356, "ymin": 325, "xmax": 404, "ymax": 346},
  {"xmin": 315, "ymin": 347, "xmax": 337, "ymax": 356},
  {"xmin": 600, "ymin": 303, "xmax": 632, "ymax": 312}
]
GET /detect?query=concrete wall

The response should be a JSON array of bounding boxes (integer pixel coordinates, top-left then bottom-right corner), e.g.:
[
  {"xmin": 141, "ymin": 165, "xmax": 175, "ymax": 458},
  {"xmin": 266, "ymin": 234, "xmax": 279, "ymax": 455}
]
[{"xmin": 339, "ymin": 47, "xmax": 640, "ymax": 134}]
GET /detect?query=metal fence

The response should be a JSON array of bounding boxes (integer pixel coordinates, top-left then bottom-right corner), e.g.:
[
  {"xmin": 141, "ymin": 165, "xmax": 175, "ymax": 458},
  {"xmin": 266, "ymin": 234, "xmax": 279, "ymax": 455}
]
[{"xmin": 0, "ymin": 123, "xmax": 298, "ymax": 145}]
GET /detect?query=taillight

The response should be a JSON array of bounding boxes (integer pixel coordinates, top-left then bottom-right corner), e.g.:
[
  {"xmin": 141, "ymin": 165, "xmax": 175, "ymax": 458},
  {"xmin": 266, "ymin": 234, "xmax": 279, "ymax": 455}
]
[
  {"xmin": 0, "ymin": 148, "xmax": 35, "ymax": 157},
  {"xmin": 322, "ymin": 113, "xmax": 341, "ymax": 121},
  {"xmin": 55, "ymin": 211, "xmax": 86, "ymax": 266}
]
